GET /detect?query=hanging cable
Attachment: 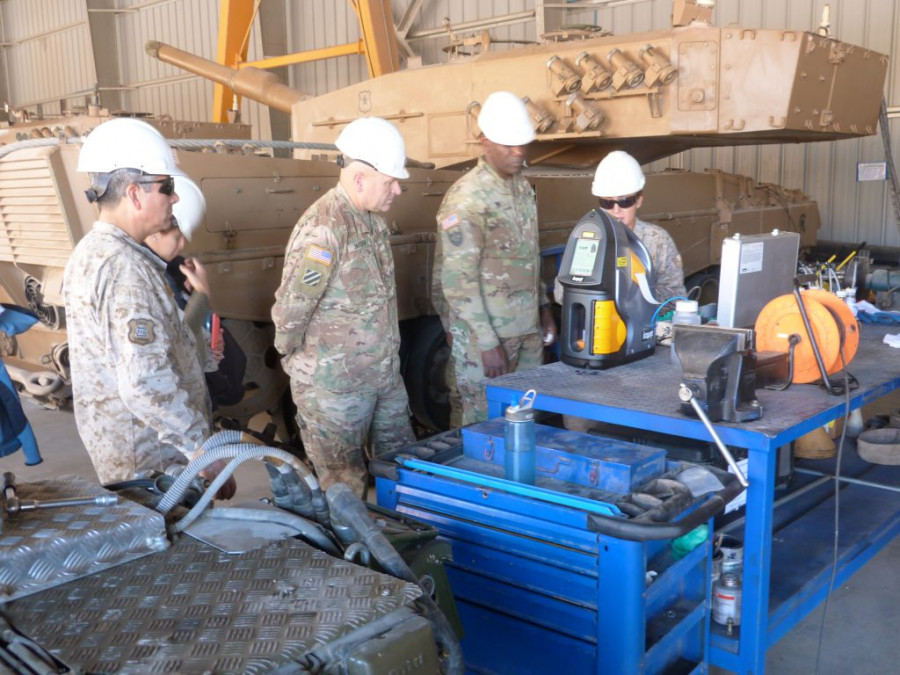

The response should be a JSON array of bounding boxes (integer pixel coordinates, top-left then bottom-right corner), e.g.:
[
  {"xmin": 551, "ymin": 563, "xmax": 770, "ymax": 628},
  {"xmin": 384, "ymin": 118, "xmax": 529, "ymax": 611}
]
[{"xmin": 813, "ymin": 345, "xmax": 851, "ymax": 675}]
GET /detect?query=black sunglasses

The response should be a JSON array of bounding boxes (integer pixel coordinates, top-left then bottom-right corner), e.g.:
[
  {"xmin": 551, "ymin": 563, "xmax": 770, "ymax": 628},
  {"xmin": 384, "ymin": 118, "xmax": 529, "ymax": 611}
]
[
  {"xmin": 137, "ymin": 176, "xmax": 176, "ymax": 196},
  {"xmin": 598, "ymin": 194, "xmax": 640, "ymax": 210}
]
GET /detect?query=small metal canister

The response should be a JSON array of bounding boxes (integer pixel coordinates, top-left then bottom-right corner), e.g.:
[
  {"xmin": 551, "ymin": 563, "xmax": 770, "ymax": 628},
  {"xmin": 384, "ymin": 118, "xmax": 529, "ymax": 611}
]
[{"xmin": 712, "ymin": 573, "xmax": 742, "ymax": 626}]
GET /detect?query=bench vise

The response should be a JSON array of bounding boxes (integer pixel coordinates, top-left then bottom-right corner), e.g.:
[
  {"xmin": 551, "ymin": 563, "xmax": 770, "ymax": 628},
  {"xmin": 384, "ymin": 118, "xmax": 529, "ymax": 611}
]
[{"xmin": 674, "ymin": 324, "xmax": 762, "ymax": 423}]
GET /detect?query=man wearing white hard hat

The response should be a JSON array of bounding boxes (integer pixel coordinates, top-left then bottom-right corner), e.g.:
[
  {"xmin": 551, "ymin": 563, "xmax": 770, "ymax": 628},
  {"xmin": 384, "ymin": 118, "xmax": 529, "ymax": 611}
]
[
  {"xmin": 144, "ymin": 175, "xmax": 247, "ymax": 409},
  {"xmin": 590, "ymin": 150, "xmax": 685, "ymax": 299},
  {"xmin": 272, "ymin": 117, "xmax": 415, "ymax": 498},
  {"xmin": 63, "ymin": 118, "xmax": 233, "ymax": 497},
  {"xmin": 433, "ymin": 91, "xmax": 556, "ymax": 427}
]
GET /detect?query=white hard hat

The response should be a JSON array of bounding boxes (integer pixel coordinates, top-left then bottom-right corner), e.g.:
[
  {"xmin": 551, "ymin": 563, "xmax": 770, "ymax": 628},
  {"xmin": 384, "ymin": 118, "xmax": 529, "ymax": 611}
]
[
  {"xmin": 591, "ymin": 150, "xmax": 645, "ymax": 197},
  {"xmin": 477, "ymin": 91, "xmax": 535, "ymax": 146},
  {"xmin": 171, "ymin": 176, "xmax": 206, "ymax": 242},
  {"xmin": 335, "ymin": 117, "xmax": 409, "ymax": 180},
  {"xmin": 77, "ymin": 117, "xmax": 184, "ymax": 177}
]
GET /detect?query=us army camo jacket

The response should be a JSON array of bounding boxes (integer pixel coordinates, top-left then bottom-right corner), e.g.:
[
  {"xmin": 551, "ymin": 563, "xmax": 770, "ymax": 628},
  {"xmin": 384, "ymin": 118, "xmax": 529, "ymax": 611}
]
[
  {"xmin": 63, "ymin": 222, "xmax": 211, "ymax": 484},
  {"xmin": 272, "ymin": 183, "xmax": 401, "ymax": 394},
  {"xmin": 434, "ymin": 157, "xmax": 542, "ymax": 351},
  {"xmin": 633, "ymin": 218, "xmax": 686, "ymax": 300}
]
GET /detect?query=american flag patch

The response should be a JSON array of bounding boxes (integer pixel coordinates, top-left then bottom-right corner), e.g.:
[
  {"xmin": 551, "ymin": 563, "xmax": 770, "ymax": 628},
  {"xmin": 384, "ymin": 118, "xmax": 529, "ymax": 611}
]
[
  {"xmin": 441, "ymin": 213, "xmax": 460, "ymax": 230},
  {"xmin": 306, "ymin": 244, "xmax": 333, "ymax": 266}
]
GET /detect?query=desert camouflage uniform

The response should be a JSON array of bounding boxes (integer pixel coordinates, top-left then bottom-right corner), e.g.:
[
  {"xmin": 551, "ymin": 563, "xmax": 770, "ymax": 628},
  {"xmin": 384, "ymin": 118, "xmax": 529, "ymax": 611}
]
[
  {"xmin": 553, "ymin": 216, "xmax": 687, "ymax": 304},
  {"xmin": 272, "ymin": 183, "xmax": 414, "ymax": 497},
  {"xmin": 634, "ymin": 218, "xmax": 686, "ymax": 300},
  {"xmin": 434, "ymin": 157, "xmax": 545, "ymax": 426},
  {"xmin": 63, "ymin": 222, "xmax": 211, "ymax": 484}
]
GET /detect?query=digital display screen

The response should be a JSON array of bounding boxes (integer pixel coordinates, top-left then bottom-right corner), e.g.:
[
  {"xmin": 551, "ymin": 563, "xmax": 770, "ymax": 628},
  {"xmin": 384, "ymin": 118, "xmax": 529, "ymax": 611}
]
[{"xmin": 569, "ymin": 238, "xmax": 599, "ymax": 276}]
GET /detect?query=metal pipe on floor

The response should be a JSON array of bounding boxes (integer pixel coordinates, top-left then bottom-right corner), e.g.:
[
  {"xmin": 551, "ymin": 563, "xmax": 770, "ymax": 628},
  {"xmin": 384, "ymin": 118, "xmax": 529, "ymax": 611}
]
[
  {"xmin": 717, "ymin": 475, "xmax": 833, "ymax": 533},
  {"xmin": 794, "ymin": 467, "xmax": 900, "ymax": 494}
]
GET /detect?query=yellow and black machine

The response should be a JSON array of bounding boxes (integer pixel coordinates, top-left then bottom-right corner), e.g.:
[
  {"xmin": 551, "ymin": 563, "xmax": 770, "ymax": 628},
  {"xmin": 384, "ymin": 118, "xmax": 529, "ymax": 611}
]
[{"xmin": 558, "ymin": 209, "xmax": 659, "ymax": 369}]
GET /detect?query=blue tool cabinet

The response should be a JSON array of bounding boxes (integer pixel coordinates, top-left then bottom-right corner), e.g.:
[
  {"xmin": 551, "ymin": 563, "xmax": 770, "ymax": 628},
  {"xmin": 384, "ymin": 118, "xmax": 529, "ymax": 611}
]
[{"xmin": 374, "ymin": 422, "xmax": 730, "ymax": 674}]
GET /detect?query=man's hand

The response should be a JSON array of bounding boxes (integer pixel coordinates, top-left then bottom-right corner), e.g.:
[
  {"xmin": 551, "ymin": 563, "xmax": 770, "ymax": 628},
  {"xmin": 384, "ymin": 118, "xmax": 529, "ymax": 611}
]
[
  {"xmin": 481, "ymin": 345, "xmax": 510, "ymax": 378},
  {"xmin": 540, "ymin": 306, "xmax": 558, "ymax": 347},
  {"xmin": 180, "ymin": 257, "xmax": 211, "ymax": 297},
  {"xmin": 199, "ymin": 458, "xmax": 237, "ymax": 500},
  {"xmin": 210, "ymin": 327, "xmax": 225, "ymax": 362}
]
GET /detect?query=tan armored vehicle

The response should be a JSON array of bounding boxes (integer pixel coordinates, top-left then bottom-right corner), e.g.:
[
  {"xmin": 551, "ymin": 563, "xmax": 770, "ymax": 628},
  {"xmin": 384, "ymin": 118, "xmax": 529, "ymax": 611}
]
[
  {"xmin": 148, "ymin": 19, "xmax": 886, "ymax": 170},
  {"xmin": 0, "ymin": 10, "xmax": 887, "ymax": 434}
]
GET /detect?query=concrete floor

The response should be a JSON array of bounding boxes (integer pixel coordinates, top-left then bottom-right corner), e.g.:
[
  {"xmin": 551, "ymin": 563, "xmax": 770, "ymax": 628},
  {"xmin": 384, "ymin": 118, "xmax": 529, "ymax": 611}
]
[{"xmin": 5, "ymin": 400, "xmax": 900, "ymax": 673}]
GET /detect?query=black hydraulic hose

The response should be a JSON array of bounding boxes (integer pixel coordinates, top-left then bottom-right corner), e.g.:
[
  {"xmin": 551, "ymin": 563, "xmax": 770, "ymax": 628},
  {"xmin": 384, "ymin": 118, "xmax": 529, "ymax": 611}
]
[
  {"xmin": 326, "ymin": 484, "xmax": 464, "ymax": 675},
  {"xmin": 792, "ymin": 280, "xmax": 840, "ymax": 395},
  {"xmin": 586, "ymin": 477, "xmax": 746, "ymax": 541},
  {"xmin": 766, "ymin": 333, "xmax": 801, "ymax": 391}
]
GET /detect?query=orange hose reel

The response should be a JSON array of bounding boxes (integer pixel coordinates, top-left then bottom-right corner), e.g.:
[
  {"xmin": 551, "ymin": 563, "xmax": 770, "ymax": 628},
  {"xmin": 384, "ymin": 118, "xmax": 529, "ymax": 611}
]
[{"xmin": 755, "ymin": 289, "xmax": 859, "ymax": 384}]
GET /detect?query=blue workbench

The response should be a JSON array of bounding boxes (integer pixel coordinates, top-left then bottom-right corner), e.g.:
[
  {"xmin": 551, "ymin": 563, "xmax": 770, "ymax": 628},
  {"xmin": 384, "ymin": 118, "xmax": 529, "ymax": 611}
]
[{"xmin": 486, "ymin": 324, "xmax": 900, "ymax": 674}]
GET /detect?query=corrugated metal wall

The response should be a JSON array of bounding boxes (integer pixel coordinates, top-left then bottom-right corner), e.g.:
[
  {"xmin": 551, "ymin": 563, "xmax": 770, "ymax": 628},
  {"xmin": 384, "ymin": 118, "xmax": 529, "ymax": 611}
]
[
  {"xmin": 0, "ymin": 1, "xmax": 94, "ymax": 114},
  {"xmin": 0, "ymin": 0, "xmax": 272, "ymax": 136},
  {"xmin": 0, "ymin": 0, "xmax": 897, "ymax": 245}
]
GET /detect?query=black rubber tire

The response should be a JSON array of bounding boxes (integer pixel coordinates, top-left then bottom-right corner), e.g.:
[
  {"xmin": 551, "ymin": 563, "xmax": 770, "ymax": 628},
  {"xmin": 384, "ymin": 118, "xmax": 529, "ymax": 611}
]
[
  {"xmin": 403, "ymin": 316, "xmax": 452, "ymax": 432},
  {"xmin": 685, "ymin": 269, "xmax": 720, "ymax": 306}
]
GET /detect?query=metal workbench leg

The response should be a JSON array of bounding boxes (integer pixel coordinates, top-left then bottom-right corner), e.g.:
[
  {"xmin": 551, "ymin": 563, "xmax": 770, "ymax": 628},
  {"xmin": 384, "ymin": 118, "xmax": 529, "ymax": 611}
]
[{"xmin": 739, "ymin": 441, "xmax": 778, "ymax": 674}]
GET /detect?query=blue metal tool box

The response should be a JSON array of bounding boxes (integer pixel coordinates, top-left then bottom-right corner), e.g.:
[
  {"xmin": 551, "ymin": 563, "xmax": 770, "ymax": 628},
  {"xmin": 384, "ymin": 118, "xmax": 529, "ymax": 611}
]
[{"xmin": 373, "ymin": 422, "xmax": 743, "ymax": 675}]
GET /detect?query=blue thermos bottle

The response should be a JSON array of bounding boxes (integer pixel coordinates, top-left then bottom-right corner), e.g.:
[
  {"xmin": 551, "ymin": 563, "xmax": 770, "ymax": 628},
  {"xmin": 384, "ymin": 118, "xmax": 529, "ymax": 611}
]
[{"xmin": 504, "ymin": 389, "xmax": 537, "ymax": 484}]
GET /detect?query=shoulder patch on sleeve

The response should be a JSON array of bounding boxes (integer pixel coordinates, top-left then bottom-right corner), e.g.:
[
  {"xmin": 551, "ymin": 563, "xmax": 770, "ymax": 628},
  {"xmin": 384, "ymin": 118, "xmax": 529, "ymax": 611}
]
[
  {"xmin": 293, "ymin": 260, "xmax": 331, "ymax": 297},
  {"xmin": 302, "ymin": 268, "xmax": 323, "ymax": 286},
  {"xmin": 127, "ymin": 319, "xmax": 155, "ymax": 345},
  {"xmin": 441, "ymin": 213, "xmax": 460, "ymax": 230},
  {"xmin": 447, "ymin": 228, "xmax": 464, "ymax": 246},
  {"xmin": 306, "ymin": 244, "xmax": 333, "ymax": 266}
]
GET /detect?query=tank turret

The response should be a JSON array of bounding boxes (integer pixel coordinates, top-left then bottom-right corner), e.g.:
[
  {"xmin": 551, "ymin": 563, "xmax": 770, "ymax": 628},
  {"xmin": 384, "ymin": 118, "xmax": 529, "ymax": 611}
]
[{"xmin": 147, "ymin": 27, "xmax": 887, "ymax": 169}]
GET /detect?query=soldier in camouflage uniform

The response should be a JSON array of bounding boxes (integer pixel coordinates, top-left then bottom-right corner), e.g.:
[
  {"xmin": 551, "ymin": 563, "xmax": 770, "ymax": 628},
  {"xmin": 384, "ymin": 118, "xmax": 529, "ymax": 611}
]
[
  {"xmin": 272, "ymin": 117, "xmax": 415, "ymax": 497},
  {"xmin": 434, "ymin": 92, "xmax": 557, "ymax": 426},
  {"xmin": 64, "ymin": 118, "xmax": 233, "ymax": 495},
  {"xmin": 589, "ymin": 150, "xmax": 685, "ymax": 300}
]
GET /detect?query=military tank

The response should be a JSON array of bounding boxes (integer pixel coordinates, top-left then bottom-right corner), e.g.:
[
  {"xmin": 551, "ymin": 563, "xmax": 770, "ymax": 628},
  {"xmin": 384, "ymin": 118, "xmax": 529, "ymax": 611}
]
[{"xmin": 0, "ymin": 8, "xmax": 886, "ymax": 435}]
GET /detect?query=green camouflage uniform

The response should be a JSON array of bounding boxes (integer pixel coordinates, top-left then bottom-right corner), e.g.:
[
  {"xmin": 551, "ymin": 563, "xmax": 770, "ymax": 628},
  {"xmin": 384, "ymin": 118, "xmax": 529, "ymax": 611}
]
[
  {"xmin": 272, "ymin": 183, "xmax": 414, "ymax": 497},
  {"xmin": 434, "ymin": 157, "xmax": 544, "ymax": 426},
  {"xmin": 63, "ymin": 222, "xmax": 211, "ymax": 484}
]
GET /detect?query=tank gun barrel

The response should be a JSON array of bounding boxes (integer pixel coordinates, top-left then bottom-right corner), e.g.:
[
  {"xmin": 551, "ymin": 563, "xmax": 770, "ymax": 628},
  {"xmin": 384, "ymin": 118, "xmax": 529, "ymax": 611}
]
[{"xmin": 146, "ymin": 40, "xmax": 306, "ymax": 114}]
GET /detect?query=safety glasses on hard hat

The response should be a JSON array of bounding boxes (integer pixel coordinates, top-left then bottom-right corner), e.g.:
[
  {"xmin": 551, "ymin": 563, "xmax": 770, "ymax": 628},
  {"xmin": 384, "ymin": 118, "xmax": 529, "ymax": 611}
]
[
  {"xmin": 136, "ymin": 175, "xmax": 176, "ymax": 196},
  {"xmin": 598, "ymin": 193, "xmax": 640, "ymax": 210},
  {"xmin": 337, "ymin": 155, "xmax": 377, "ymax": 172}
]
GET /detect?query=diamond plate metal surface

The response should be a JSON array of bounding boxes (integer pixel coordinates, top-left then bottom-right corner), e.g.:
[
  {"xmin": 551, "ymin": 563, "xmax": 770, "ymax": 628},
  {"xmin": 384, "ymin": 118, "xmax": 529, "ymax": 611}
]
[
  {"xmin": 0, "ymin": 477, "xmax": 168, "ymax": 602},
  {"xmin": 5, "ymin": 535, "xmax": 422, "ymax": 674}
]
